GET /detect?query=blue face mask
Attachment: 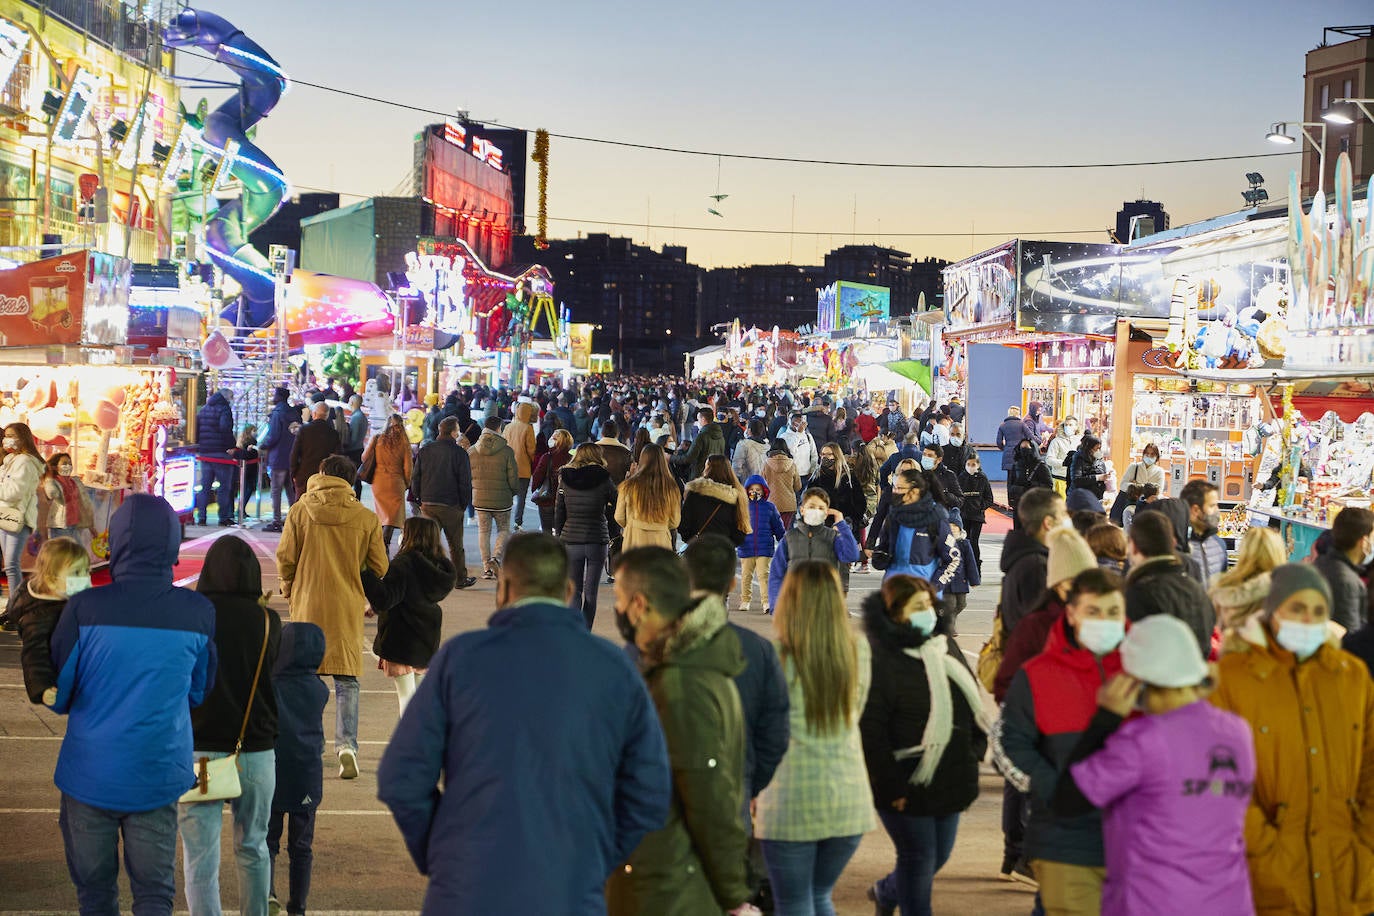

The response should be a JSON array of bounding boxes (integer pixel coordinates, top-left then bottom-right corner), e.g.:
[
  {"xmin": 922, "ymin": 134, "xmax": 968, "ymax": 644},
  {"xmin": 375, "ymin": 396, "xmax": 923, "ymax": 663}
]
[
  {"xmin": 949, "ymin": 436, "xmax": 963, "ymax": 446},
  {"xmin": 1275, "ymin": 619, "xmax": 1326, "ymax": 661},
  {"xmin": 921, "ymin": 456, "xmax": 936, "ymax": 471},
  {"xmin": 908, "ymin": 608, "xmax": 937, "ymax": 635}
]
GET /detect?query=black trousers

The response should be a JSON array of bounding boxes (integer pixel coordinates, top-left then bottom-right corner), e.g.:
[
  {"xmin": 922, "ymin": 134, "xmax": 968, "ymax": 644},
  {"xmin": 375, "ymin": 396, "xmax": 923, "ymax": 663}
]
[
  {"xmin": 965, "ymin": 518, "xmax": 984, "ymax": 570},
  {"xmin": 267, "ymin": 807, "xmax": 316, "ymax": 914},
  {"xmin": 1002, "ymin": 781, "xmax": 1028, "ymax": 864}
]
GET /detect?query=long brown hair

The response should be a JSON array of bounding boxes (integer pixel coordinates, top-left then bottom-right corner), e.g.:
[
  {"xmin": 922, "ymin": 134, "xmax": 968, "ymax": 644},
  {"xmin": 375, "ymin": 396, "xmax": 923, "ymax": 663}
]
[
  {"xmin": 397, "ymin": 515, "xmax": 445, "ymax": 563},
  {"xmin": 4, "ymin": 422, "xmax": 41, "ymax": 461},
  {"xmin": 701, "ymin": 454, "xmax": 751, "ymax": 534},
  {"xmin": 381, "ymin": 412, "xmax": 407, "ymax": 445},
  {"xmin": 620, "ymin": 442, "xmax": 678, "ymax": 525},
  {"xmin": 773, "ymin": 561, "xmax": 858, "ymax": 735},
  {"xmin": 569, "ymin": 441, "xmax": 606, "ymax": 469}
]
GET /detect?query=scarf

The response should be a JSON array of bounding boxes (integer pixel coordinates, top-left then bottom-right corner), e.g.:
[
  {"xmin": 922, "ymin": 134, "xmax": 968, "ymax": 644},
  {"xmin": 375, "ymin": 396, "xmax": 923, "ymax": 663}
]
[
  {"xmin": 54, "ymin": 474, "xmax": 81, "ymax": 527},
  {"xmin": 895, "ymin": 634, "xmax": 993, "ymax": 786}
]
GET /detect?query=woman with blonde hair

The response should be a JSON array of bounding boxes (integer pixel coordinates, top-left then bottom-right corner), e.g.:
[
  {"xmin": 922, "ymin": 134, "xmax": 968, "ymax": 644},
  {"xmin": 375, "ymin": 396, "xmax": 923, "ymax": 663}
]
[
  {"xmin": 13, "ymin": 536, "xmax": 89, "ymax": 704},
  {"xmin": 615, "ymin": 442, "xmax": 680, "ymax": 551},
  {"xmin": 755, "ymin": 560, "xmax": 873, "ymax": 915},
  {"xmin": 679, "ymin": 454, "xmax": 752, "ymax": 546},
  {"xmin": 362, "ymin": 412, "xmax": 412, "ymax": 553},
  {"xmin": 1212, "ymin": 526, "xmax": 1286, "ymax": 645}
]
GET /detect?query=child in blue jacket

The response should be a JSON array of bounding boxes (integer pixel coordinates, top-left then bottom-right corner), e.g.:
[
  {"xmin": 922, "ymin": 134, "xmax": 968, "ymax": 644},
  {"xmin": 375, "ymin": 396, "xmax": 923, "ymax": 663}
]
[
  {"xmin": 739, "ymin": 474, "xmax": 786, "ymax": 611},
  {"xmin": 268, "ymin": 622, "xmax": 329, "ymax": 916},
  {"xmin": 943, "ymin": 521, "xmax": 980, "ymax": 636}
]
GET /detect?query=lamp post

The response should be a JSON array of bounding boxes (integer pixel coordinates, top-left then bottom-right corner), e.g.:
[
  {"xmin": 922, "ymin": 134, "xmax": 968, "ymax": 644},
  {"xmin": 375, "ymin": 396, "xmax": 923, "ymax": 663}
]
[
  {"xmin": 1321, "ymin": 98, "xmax": 1374, "ymax": 126},
  {"xmin": 1265, "ymin": 121, "xmax": 1328, "ymax": 195}
]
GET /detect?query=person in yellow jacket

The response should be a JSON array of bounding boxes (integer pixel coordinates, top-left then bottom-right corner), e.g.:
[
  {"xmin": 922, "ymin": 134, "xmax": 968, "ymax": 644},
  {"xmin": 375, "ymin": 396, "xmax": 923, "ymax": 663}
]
[{"xmin": 1210, "ymin": 563, "xmax": 1374, "ymax": 915}]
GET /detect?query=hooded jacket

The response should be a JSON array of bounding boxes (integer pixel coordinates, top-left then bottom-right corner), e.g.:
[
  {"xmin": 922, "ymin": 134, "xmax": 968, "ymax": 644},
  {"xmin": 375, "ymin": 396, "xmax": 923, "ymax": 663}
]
[
  {"xmin": 14, "ymin": 582, "xmax": 68, "ymax": 703},
  {"xmin": 732, "ymin": 436, "xmax": 769, "ymax": 482},
  {"xmin": 673, "ymin": 421, "xmax": 727, "ymax": 480},
  {"xmin": 993, "ymin": 597, "xmax": 1065, "ymax": 703},
  {"xmin": 555, "ymin": 464, "xmax": 618, "ymax": 544},
  {"xmin": 192, "ymin": 536, "xmax": 281, "ymax": 753},
  {"xmin": 873, "ymin": 495, "xmax": 958, "ymax": 593},
  {"xmin": 999, "ymin": 528, "xmax": 1050, "ymax": 635},
  {"xmin": 1045, "ymin": 429, "xmax": 1080, "ymax": 481},
  {"xmin": 467, "ymin": 430, "xmax": 519, "ymax": 510},
  {"xmin": 1311, "ymin": 548, "xmax": 1368, "ymax": 632},
  {"xmin": 1009, "ymin": 446, "xmax": 1053, "ymax": 498},
  {"xmin": 271, "ymin": 622, "xmax": 328, "ymax": 813},
  {"xmin": 1124, "ymin": 555, "xmax": 1216, "ymax": 657},
  {"xmin": 607, "ymin": 594, "xmax": 750, "ymax": 916},
  {"xmin": 738, "ymin": 474, "xmax": 785, "ymax": 559},
  {"xmin": 803, "ymin": 406, "xmax": 837, "ymax": 446},
  {"xmin": 596, "ymin": 437, "xmax": 634, "ymax": 485},
  {"xmin": 503, "ymin": 402, "xmax": 538, "ymax": 477},
  {"xmin": 197, "ymin": 390, "xmax": 236, "ymax": 455},
  {"xmin": 679, "ymin": 478, "xmax": 747, "ymax": 546},
  {"xmin": 1140, "ymin": 500, "xmax": 1206, "ymax": 582},
  {"xmin": 50, "ymin": 494, "xmax": 217, "ymax": 812},
  {"xmin": 994, "ymin": 616, "xmax": 1122, "ymax": 867},
  {"xmin": 1210, "ymin": 570, "xmax": 1273, "ymax": 636},
  {"xmin": 362, "ymin": 549, "xmax": 455, "ymax": 669},
  {"xmin": 859, "ymin": 592, "xmax": 986, "ymax": 816},
  {"xmin": 276, "ymin": 473, "xmax": 389, "ymax": 677},
  {"xmin": 380, "ymin": 598, "xmax": 671, "ymax": 916},
  {"xmin": 1211, "ymin": 614, "xmax": 1374, "ymax": 916},
  {"xmin": 762, "ymin": 453, "xmax": 801, "ymax": 514},
  {"xmin": 957, "ymin": 468, "xmax": 994, "ymax": 525},
  {"xmin": 0, "ymin": 451, "xmax": 43, "ymax": 531}
]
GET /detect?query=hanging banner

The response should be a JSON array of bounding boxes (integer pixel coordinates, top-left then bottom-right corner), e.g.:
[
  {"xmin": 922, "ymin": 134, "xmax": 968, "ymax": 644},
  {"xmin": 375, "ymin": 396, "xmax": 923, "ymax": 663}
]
[
  {"xmin": 942, "ymin": 241, "xmax": 1016, "ymax": 333},
  {"xmin": 568, "ymin": 322, "xmax": 595, "ymax": 369},
  {"xmin": 0, "ymin": 252, "xmax": 89, "ymax": 346}
]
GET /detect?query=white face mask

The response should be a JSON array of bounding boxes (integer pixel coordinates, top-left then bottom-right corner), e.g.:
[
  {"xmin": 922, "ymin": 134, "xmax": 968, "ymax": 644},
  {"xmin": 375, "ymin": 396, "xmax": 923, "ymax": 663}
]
[
  {"xmin": 65, "ymin": 574, "xmax": 92, "ymax": 596},
  {"xmin": 965, "ymin": 463, "xmax": 978, "ymax": 475},
  {"xmin": 1077, "ymin": 618, "xmax": 1125, "ymax": 655},
  {"xmin": 801, "ymin": 507, "xmax": 827, "ymax": 527},
  {"xmin": 1093, "ymin": 449, "xmax": 1103, "ymax": 460},
  {"xmin": 58, "ymin": 465, "xmax": 73, "ymax": 477},
  {"xmin": 1275, "ymin": 619, "xmax": 1326, "ymax": 660},
  {"xmin": 1143, "ymin": 455, "xmax": 1156, "ymax": 466},
  {"xmin": 950, "ymin": 436, "xmax": 963, "ymax": 446},
  {"xmin": 2, "ymin": 437, "xmax": 15, "ymax": 450}
]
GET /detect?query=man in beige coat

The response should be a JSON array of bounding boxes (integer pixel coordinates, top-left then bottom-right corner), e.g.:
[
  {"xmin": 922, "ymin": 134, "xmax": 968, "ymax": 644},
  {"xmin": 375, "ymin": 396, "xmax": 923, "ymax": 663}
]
[
  {"xmin": 503, "ymin": 400, "xmax": 538, "ymax": 529},
  {"xmin": 277, "ymin": 455, "xmax": 389, "ymax": 779}
]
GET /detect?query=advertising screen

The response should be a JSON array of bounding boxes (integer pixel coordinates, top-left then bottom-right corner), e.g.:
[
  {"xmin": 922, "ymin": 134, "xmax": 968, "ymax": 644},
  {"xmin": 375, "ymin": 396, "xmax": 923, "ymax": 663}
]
[
  {"xmin": 1017, "ymin": 241, "xmax": 1174, "ymax": 336},
  {"xmin": 943, "ymin": 242, "xmax": 1016, "ymax": 333},
  {"xmin": 836, "ymin": 282, "xmax": 891, "ymax": 327}
]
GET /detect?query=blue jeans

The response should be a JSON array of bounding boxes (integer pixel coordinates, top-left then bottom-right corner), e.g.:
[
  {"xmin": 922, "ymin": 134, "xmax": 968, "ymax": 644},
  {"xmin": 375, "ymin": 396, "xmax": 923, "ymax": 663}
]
[
  {"xmin": 513, "ymin": 477, "xmax": 530, "ymax": 528},
  {"xmin": 760, "ymin": 834, "xmax": 862, "ymax": 916},
  {"xmin": 1, "ymin": 524, "xmax": 30, "ymax": 612},
  {"xmin": 266, "ymin": 808, "xmax": 316, "ymax": 915},
  {"xmin": 60, "ymin": 793, "xmax": 178, "ymax": 916},
  {"xmin": 566, "ymin": 542, "xmax": 607, "ymax": 628},
  {"xmin": 178, "ymin": 749, "xmax": 276, "ymax": 916},
  {"xmin": 50, "ymin": 525, "xmax": 83, "ymax": 542},
  {"xmin": 197, "ymin": 460, "xmax": 235, "ymax": 522},
  {"xmin": 334, "ymin": 676, "xmax": 359, "ymax": 755},
  {"xmin": 874, "ymin": 809, "xmax": 960, "ymax": 916}
]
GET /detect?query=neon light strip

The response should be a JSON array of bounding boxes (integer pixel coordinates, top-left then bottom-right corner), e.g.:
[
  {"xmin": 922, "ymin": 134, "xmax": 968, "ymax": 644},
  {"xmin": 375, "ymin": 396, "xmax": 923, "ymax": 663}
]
[
  {"xmin": 222, "ymin": 44, "xmax": 291, "ymax": 92},
  {"xmin": 0, "ymin": 18, "xmax": 27, "ymax": 88},
  {"xmin": 206, "ymin": 248, "xmax": 275, "ymax": 281}
]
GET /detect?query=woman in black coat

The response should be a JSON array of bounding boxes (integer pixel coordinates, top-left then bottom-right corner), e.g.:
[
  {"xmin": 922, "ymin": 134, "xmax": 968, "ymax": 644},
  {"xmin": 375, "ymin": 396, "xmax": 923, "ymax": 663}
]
[
  {"xmin": 1007, "ymin": 437, "xmax": 1053, "ymax": 527},
  {"xmin": 678, "ymin": 454, "xmax": 751, "ymax": 547},
  {"xmin": 859, "ymin": 576, "xmax": 988, "ymax": 916},
  {"xmin": 812, "ymin": 441, "xmax": 867, "ymax": 532},
  {"xmin": 361, "ymin": 516, "xmax": 455, "ymax": 714},
  {"xmin": 1069, "ymin": 434, "xmax": 1108, "ymax": 500},
  {"xmin": 956, "ymin": 453, "xmax": 995, "ymax": 571},
  {"xmin": 554, "ymin": 443, "xmax": 618, "ymax": 628}
]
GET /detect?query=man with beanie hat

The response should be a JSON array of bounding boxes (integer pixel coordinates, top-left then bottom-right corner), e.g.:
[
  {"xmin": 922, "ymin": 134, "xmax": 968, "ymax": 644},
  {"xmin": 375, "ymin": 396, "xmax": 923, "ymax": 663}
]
[
  {"xmin": 1210, "ymin": 563, "xmax": 1374, "ymax": 916},
  {"xmin": 994, "ymin": 567, "xmax": 1127, "ymax": 912},
  {"xmin": 258, "ymin": 386, "xmax": 301, "ymax": 532},
  {"xmin": 1051, "ymin": 616, "xmax": 1256, "ymax": 916},
  {"xmin": 1123, "ymin": 512, "xmax": 1215, "ymax": 656}
]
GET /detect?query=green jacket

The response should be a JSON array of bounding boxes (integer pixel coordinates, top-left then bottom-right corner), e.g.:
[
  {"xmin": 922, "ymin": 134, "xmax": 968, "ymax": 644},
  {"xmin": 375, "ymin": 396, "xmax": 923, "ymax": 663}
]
[
  {"xmin": 674, "ymin": 422, "xmax": 727, "ymax": 480},
  {"xmin": 607, "ymin": 594, "xmax": 751, "ymax": 916}
]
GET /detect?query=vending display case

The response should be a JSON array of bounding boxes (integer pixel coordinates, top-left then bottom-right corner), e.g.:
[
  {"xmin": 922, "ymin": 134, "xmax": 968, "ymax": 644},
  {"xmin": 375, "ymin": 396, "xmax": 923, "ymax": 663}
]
[{"xmin": 1130, "ymin": 376, "xmax": 1262, "ymax": 502}]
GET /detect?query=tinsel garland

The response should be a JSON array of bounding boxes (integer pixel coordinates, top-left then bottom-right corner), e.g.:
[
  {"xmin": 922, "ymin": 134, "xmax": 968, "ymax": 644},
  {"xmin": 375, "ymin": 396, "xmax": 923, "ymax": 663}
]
[{"xmin": 532, "ymin": 129, "xmax": 550, "ymax": 250}]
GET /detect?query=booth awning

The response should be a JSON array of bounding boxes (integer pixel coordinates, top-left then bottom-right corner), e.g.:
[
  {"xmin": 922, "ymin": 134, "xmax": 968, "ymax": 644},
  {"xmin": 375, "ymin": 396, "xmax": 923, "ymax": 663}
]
[{"xmin": 883, "ymin": 360, "xmax": 932, "ymax": 396}]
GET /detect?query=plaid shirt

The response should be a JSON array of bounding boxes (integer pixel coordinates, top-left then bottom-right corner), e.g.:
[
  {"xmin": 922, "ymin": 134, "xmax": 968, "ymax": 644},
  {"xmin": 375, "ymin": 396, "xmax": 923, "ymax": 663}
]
[{"xmin": 754, "ymin": 637, "xmax": 876, "ymax": 841}]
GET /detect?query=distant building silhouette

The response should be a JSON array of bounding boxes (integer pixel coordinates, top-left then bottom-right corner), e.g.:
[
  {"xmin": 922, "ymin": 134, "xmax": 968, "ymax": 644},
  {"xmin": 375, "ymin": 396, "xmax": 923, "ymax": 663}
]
[
  {"xmin": 823, "ymin": 245, "xmax": 917, "ymax": 313},
  {"xmin": 248, "ymin": 192, "xmax": 340, "ymax": 256},
  {"xmin": 1115, "ymin": 199, "xmax": 1170, "ymax": 243},
  {"xmin": 702, "ymin": 263, "xmax": 825, "ymax": 331}
]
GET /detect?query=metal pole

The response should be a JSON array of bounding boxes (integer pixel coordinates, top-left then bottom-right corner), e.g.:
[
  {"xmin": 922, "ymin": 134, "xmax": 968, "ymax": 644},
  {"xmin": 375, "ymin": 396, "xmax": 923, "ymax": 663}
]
[{"xmin": 236, "ymin": 457, "xmax": 247, "ymax": 528}]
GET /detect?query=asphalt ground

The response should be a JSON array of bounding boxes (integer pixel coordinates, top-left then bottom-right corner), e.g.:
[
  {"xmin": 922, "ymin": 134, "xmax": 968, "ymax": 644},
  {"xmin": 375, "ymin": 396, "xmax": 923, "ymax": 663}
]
[{"xmin": 0, "ymin": 495, "xmax": 1036, "ymax": 915}]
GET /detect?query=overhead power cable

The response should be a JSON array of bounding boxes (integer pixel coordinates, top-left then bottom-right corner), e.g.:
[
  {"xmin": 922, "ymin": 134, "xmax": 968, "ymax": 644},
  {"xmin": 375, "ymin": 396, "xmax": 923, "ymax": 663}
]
[{"xmin": 175, "ymin": 48, "xmax": 1301, "ymax": 171}]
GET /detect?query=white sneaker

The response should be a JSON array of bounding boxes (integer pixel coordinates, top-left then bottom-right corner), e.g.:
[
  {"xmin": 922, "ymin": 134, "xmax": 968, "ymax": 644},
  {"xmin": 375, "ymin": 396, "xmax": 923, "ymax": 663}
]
[{"xmin": 338, "ymin": 748, "xmax": 359, "ymax": 780}]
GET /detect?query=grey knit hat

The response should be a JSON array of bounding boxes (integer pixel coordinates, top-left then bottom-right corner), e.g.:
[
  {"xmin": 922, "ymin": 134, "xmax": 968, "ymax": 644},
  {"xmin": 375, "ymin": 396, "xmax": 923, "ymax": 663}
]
[{"xmin": 1263, "ymin": 563, "xmax": 1333, "ymax": 616}]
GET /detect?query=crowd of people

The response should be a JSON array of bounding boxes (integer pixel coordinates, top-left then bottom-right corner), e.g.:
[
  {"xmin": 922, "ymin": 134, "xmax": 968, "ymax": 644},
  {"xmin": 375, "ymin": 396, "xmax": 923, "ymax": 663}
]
[{"xmin": 6, "ymin": 373, "xmax": 1374, "ymax": 915}]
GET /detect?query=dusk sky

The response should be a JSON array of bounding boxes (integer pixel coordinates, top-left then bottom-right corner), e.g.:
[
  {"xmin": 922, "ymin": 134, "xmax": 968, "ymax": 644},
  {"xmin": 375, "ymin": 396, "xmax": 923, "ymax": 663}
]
[{"xmin": 182, "ymin": 0, "xmax": 1369, "ymax": 269}]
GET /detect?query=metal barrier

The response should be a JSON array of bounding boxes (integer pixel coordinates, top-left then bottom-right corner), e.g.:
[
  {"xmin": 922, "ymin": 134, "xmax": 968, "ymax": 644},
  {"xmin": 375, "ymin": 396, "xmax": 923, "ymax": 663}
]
[{"xmin": 194, "ymin": 454, "xmax": 262, "ymax": 528}]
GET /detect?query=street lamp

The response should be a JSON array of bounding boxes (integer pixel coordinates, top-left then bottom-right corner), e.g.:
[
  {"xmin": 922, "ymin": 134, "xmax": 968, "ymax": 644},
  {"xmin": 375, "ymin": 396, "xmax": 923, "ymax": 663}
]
[
  {"xmin": 1321, "ymin": 98, "xmax": 1374, "ymax": 125},
  {"xmin": 1265, "ymin": 121, "xmax": 1327, "ymax": 194}
]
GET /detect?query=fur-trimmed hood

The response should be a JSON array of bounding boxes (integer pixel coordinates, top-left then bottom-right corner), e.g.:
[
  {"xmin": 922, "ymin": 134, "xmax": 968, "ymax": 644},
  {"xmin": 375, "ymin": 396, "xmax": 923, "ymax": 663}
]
[
  {"xmin": 685, "ymin": 477, "xmax": 743, "ymax": 505},
  {"xmin": 1210, "ymin": 571, "xmax": 1272, "ymax": 613},
  {"xmin": 641, "ymin": 591, "xmax": 745, "ymax": 676}
]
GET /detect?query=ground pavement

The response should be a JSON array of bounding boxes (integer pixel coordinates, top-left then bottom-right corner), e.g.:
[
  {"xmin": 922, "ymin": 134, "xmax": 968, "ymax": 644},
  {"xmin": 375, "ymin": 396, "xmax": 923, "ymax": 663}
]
[{"xmin": 0, "ymin": 494, "xmax": 1038, "ymax": 915}]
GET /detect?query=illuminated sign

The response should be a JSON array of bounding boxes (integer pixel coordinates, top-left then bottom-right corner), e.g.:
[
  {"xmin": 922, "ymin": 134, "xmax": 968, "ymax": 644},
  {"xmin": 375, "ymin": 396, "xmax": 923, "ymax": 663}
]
[
  {"xmin": 440, "ymin": 120, "xmax": 503, "ymax": 172},
  {"xmin": 404, "ymin": 250, "xmax": 470, "ymax": 334},
  {"xmin": 0, "ymin": 18, "xmax": 27, "ymax": 88},
  {"xmin": 52, "ymin": 68, "xmax": 101, "ymax": 146},
  {"xmin": 115, "ymin": 99, "xmax": 158, "ymax": 171},
  {"xmin": 158, "ymin": 454, "xmax": 197, "ymax": 514},
  {"xmin": 210, "ymin": 138, "xmax": 240, "ymax": 192},
  {"xmin": 160, "ymin": 121, "xmax": 201, "ymax": 186}
]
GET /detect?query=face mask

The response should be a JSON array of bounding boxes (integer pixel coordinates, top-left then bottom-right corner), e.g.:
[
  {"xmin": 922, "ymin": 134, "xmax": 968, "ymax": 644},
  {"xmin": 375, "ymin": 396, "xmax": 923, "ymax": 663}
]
[
  {"xmin": 1077, "ymin": 618, "xmax": 1125, "ymax": 655},
  {"xmin": 756, "ymin": 409, "xmax": 766, "ymax": 418},
  {"xmin": 748, "ymin": 492, "xmax": 763, "ymax": 502},
  {"xmin": 802, "ymin": 507, "xmax": 827, "ymax": 527},
  {"xmin": 614, "ymin": 607, "xmax": 637, "ymax": 644},
  {"xmin": 2, "ymin": 437, "xmax": 15, "ymax": 450},
  {"xmin": 65, "ymin": 574, "xmax": 91, "ymax": 596},
  {"xmin": 1275, "ymin": 619, "xmax": 1326, "ymax": 661},
  {"xmin": 1065, "ymin": 426, "xmax": 1078, "ymax": 436},
  {"xmin": 908, "ymin": 608, "xmax": 937, "ymax": 635},
  {"xmin": 921, "ymin": 456, "xmax": 936, "ymax": 471},
  {"xmin": 1143, "ymin": 455, "xmax": 1156, "ymax": 466},
  {"xmin": 950, "ymin": 436, "xmax": 963, "ymax": 446},
  {"xmin": 966, "ymin": 464, "xmax": 978, "ymax": 475},
  {"xmin": 1093, "ymin": 449, "xmax": 1103, "ymax": 460}
]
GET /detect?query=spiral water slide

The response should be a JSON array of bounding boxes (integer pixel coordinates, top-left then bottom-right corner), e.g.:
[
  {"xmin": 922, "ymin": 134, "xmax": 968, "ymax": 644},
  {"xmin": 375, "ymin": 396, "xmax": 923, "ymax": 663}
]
[{"xmin": 165, "ymin": 9, "xmax": 287, "ymax": 328}]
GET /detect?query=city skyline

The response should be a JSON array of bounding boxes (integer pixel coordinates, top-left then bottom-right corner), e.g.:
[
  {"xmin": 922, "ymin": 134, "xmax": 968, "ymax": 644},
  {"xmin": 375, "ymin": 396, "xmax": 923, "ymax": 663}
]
[{"xmin": 191, "ymin": 0, "xmax": 1370, "ymax": 269}]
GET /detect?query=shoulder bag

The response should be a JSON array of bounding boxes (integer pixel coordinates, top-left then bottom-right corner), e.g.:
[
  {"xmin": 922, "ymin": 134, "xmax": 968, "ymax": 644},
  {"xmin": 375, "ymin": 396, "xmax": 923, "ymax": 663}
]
[
  {"xmin": 180, "ymin": 608, "xmax": 270, "ymax": 804},
  {"xmin": 976, "ymin": 610, "xmax": 1006, "ymax": 694},
  {"xmin": 359, "ymin": 444, "xmax": 377, "ymax": 485}
]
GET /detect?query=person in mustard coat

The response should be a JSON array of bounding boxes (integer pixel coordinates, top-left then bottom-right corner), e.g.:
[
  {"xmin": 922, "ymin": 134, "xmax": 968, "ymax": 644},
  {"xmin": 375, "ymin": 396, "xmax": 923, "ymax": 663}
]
[
  {"xmin": 502, "ymin": 400, "xmax": 538, "ymax": 528},
  {"xmin": 276, "ymin": 456, "xmax": 389, "ymax": 781},
  {"xmin": 1210, "ymin": 563, "xmax": 1374, "ymax": 916}
]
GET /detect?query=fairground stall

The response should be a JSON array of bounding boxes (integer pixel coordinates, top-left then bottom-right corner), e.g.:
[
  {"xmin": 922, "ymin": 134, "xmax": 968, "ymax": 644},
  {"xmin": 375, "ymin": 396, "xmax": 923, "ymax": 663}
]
[{"xmin": 0, "ymin": 250, "xmax": 190, "ymax": 562}]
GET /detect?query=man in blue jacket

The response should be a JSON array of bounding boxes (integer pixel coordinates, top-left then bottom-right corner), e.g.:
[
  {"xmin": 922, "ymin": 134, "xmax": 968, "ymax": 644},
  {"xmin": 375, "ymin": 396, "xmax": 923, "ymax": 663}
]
[
  {"xmin": 257, "ymin": 387, "xmax": 300, "ymax": 532},
  {"xmin": 195, "ymin": 386, "xmax": 237, "ymax": 525},
  {"xmin": 50, "ymin": 494, "xmax": 217, "ymax": 915},
  {"xmin": 377, "ymin": 533, "xmax": 671, "ymax": 915}
]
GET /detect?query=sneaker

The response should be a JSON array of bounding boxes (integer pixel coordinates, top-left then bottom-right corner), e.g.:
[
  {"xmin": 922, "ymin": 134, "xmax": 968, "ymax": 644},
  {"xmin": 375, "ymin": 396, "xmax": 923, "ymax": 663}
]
[
  {"xmin": 219, "ymin": 517, "xmax": 236, "ymax": 527},
  {"xmin": 455, "ymin": 576, "xmax": 478, "ymax": 589},
  {"xmin": 268, "ymin": 896, "xmax": 282, "ymax": 916},
  {"xmin": 482, "ymin": 567, "xmax": 497, "ymax": 580},
  {"xmin": 605, "ymin": 574, "xmax": 615, "ymax": 585},
  {"xmin": 1001, "ymin": 858, "xmax": 1037, "ymax": 888},
  {"xmin": 866, "ymin": 883, "xmax": 894, "ymax": 916},
  {"xmin": 338, "ymin": 748, "xmax": 359, "ymax": 780},
  {"xmin": 263, "ymin": 520, "xmax": 284, "ymax": 533}
]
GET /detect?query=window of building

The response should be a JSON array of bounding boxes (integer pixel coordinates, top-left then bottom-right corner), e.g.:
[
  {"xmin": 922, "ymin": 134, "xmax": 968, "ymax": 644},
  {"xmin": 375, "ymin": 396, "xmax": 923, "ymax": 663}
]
[
  {"xmin": 1321, "ymin": 84, "xmax": 1330, "ymax": 110},
  {"xmin": 1341, "ymin": 137, "xmax": 1351, "ymax": 153},
  {"xmin": 1345, "ymin": 79, "xmax": 1354, "ymax": 101}
]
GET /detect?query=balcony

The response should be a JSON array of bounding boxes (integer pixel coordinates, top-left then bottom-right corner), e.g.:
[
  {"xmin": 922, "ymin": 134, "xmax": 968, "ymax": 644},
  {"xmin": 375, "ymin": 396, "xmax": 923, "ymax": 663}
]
[{"xmin": 17, "ymin": 0, "xmax": 163, "ymax": 63}]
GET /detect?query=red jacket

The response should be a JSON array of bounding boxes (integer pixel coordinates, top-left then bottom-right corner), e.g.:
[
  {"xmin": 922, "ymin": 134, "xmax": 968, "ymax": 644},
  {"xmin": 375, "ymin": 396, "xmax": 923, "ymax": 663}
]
[
  {"xmin": 1023, "ymin": 619, "xmax": 1123, "ymax": 738},
  {"xmin": 993, "ymin": 599, "xmax": 1065, "ymax": 704},
  {"xmin": 854, "ymin": 412, "xmax": 880, "ymax": 443}
]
